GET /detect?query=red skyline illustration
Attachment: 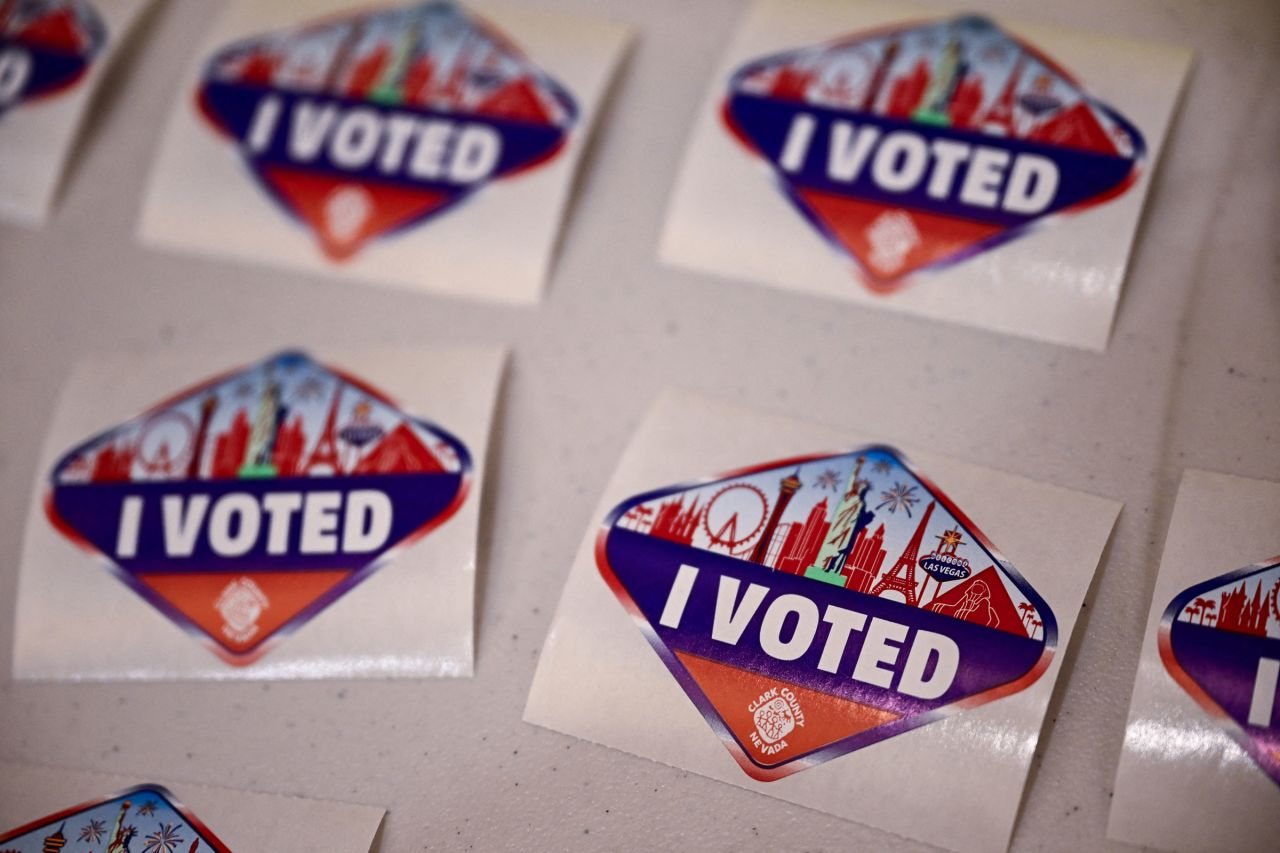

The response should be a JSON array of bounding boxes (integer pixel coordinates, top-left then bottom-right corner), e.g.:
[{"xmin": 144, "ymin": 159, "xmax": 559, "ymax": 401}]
[
  {"xmin": 625, "ymin": 457, "xmax": 1039, "ymax": 639},
  {"xmin": 762, "ymin": 33, "xmax": 1122, "ymax": 157},
  {"xmin": 74, "ymin": 379, "xmax": 447, "ymax": 484}
]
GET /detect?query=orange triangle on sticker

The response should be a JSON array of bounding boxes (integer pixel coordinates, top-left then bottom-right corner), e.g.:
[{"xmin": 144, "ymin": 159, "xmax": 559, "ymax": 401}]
[
  {"xmin": 797, "ymin": 189, "xmax": 1002, "ymax": 288},
  {"xmin": 138, "ymin": 571, "xmax": 351, "ymax": 655},
  {"xmin": 675, "ymin": 650, "xmax": 900, "ymax": 767},
  {"xmin": 262, "ymin": 165, "xmax": 451, "ymax": 262}
]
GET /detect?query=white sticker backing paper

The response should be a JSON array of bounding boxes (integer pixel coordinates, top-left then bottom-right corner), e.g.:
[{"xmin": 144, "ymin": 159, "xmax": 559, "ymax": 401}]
[
  {"xmin": 1109, "ymin": 470, "xmax": 1280, "ymax": 853},
  {"xmin": 137, "ymin": 0, "xmax": 630, "ymax": 303},
  {"xmin": 659, "ymin": 0, "xmax": 1191, "ymax": 350},
  {"xmin": 0, "ymin": 762, "xmax": 385, "ymax": 853},
  {"xmin": 12, "ymin": 345, "xmax": 504, "ymax": 680},
  {"xmin": 524, "ymin": 389, "xmax": 1120, "ymax": 853},
  {"xmin": 0, "ymin": 0, "xmax": 154, "ymax": 223}
]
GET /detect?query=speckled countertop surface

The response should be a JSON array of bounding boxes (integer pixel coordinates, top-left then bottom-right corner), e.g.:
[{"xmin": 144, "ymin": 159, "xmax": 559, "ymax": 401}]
[{"xmin": 1, "ymin": 0, "xmax": 1277, "ymax": 851}]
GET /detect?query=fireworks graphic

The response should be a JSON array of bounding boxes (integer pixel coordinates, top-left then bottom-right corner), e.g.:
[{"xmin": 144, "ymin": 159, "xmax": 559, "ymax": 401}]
[
  {"xmin": 814, "ymin": 468, "xmax": 841, "ymax": 491},
  {"xmin": 293, "ymin": 374, "xmax": 326, "ymax": 401},
  {"xmin": 78, "ymin": 819, "xmax": 106, "ymax": 843},
  {"xmin": 141, "ymin": 823, "xmax": 184, "ymax": 853},
  {"xmin": 872, "ymin": 459, "xmax": 893, "ymax": 475},
  {"xmin": 876, "ymin": 481, "xmax": 920, "ymax": 516},
  {"xmin": 135, "ymin": 801, "xmax": 158, "ymax": 817}
]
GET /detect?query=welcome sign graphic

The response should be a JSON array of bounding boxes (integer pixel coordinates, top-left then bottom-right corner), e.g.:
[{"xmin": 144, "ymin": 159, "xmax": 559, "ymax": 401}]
[
  {"xmin": 0, "ymin": 784, "xmax": 231, "ymax": 853},
  {"xmin": 0, "ymin": 0, "xmax": 106, "ymax": 118},
  {"xmin": 597, "ymin": 446, "xmax": 1056, "ymax": 779},
  {"xmin": 46, "ymin": 351, "xmax": 471, "ymax": 665},
  {"xmin": 1161, "ymin": 557, "xmax": 1280, "ymax": 786},
  {"xmin": 197, "ymin": 0, "xmax": 578, "ymax": 261},
  {"xmin": 722, "ymin": 14, "xmax": 1144, "ymax": 290}
]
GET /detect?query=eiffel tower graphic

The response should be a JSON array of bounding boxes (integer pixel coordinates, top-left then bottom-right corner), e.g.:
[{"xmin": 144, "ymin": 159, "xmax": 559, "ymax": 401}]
[
  {"xmin": 303, "ymin": 383, "xmax": 345, "ymax": 475},
  {"xmin": 980, "ymin": 55, "xmax": 1024, "ymax": 136},
  {"xmin": 870, "ymin": 500, "xmax": 936, "ymax": 606}
]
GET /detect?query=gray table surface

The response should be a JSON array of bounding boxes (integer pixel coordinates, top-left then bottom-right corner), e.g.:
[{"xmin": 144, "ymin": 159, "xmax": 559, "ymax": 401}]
[{"xmin": 2, "ymin": 0, "xmax": 1278, "ymax": 850}]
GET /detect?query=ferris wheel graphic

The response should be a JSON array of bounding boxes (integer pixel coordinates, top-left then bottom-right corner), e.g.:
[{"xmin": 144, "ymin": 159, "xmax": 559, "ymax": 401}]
[
  {"xmin": 1269, "ymin": 576, "xmax": 1280, "ymax": 625},
  {"xmin": 701, "ymin": 482, "xmax": 770, "ymax": 555},
  {"xmin": 136, "ymin": 410, "xmax": 196, "ymax": 477}
]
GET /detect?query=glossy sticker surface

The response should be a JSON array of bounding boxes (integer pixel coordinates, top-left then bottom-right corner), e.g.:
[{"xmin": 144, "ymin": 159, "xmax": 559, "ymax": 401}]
[
  {"xmin": 597, "ymin": 445, "xmax": 1055, "ymax": 779},
  {"xmin": 0, "ymin": 784, "xmax": 231, "ymax": 853},
  {"xmin": 1161, "ymin": 557, "xmax": 1280, "ymax": 786},
  {"xmin": 0, "ymin": 0, "xmax": 106, "ymax": 119},
  {"xmin": 660, "ymin": 0, "xmax": 1192, "ymax": 350},
  {"xmin": 196, "ymin": 0, "xmax": 577, "ymax": 261},
  {"xmin": 45, "ymin": 350, "xmax": 470, "ymax": 666},
  {"xmin": 722, "ymin": 14, "xmax": 1143, "ymax": 289}
]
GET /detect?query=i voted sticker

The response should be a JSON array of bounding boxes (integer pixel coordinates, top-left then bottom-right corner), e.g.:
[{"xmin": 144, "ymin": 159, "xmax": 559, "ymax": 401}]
[
  {"xmin": 722, "ymin": 14, "xmax": 1144, "ymax": 290},
  {"xmin": 45, "ymin": 350, "xmax": 471, "ymax": 666},
  {"xmin": 1160, "ymin": 557, "xmax": 1280, "ymax": 786},
  {"xmin": 196, "ymin": 0, "xmax": 577, "ymax": 261},
  {"xmin": 0, "ymin": 784, "xmax": 231, "ymax": 853},
  {"xmin": 596, "ymin": 446, "xmax": 1055, "ymax": 779},
  {"xmin": 0, "ymin": 0, "xmax": 106, "ymax": 118}
]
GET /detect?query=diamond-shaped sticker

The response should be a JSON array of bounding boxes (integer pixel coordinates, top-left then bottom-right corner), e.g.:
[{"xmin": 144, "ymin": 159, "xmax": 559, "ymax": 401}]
[
  {"xmin": 0, "ymin": 784, "xmax": 232, "ymax": 852},
  {"xmin": 0, "ymin": 0, "xmax": 106, "ymax": 118},
  {"xmin": 596, "ymin": 446, "xmax": 1056, "ymax": 779},
  {"xmin": 1160, "ymin": 556, "xmax": 1280, "ymax": 786},
  {"xmin": 45, "ymin": 350, "xmax": 471, "ymax": 666},
  {"xmin": 196, "ymin": 0, "xmax": 578, "ymax": 261},
  {"xmin": 721, "ymin": 14, "xmax": 1144, "ymax": 290}
]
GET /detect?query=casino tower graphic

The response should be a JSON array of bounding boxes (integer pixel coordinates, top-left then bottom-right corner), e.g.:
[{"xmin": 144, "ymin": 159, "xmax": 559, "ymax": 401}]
[
  {"xmin": 722, "ymin": 14, "xmax": 1145, "ymax": 289},
  {"xmin": 600, "ymin": 446, "xmax": 1057, "ymax": 779},
  {"xmin": 45, "ymin": 351, "xmax": 472, "ymax": 664}
]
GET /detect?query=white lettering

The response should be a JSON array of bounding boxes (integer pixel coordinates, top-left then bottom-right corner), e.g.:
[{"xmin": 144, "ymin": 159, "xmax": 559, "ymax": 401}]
[
  {"xmin": 871, "ymin": 132, "xmax": 929, "ymax": 192},
  {"xmin": 827, "ymin": 120, "xmax": 880, "ymax": 182},
  {"xmin": 898, "ymin": 629, "xmax": 959, "ymax": 699},
  {"xmin": 659, "ymin": 564, "xmax": 699, "ymax": 629},
  {"xmin": 852, "ymin": 617, "xmax": 908, "ymax": 689},
  {"xmin": 115, "ymin": 495, "xmax": 143, "ymax": 558},
  {"xmin": 1003, "ymin": 153, "xmax": 1059, "ymax": 214},
  {"xmin": 162, "ymin": 494, "xmax": 209, "ymax": 557},
  {"xmin": 817, "ymin": 604, "xmax": 868, "ymax": 673},
  {"xmin": 207, "ymin": 493, "xmax": 261, "ymax": 557},
  {"xmin": 779, "ymin": 113, "xmax": 817, "ymax": 173},
  {"xmin": 300, "ymin": 491, "xmax": 342, "ymax": 554},
  {"xmin": 758, "ymin": 594, "xmax": 820, "ymax": 661},
  {"xmin": 329, "ymin": 108, "xmax": 382, "ymax": 169},
  {"xmin": 261, "ymin": 492, "xmax": 303, "ymax": 555},
  {"xmin": 959, "ymin": 146, "xmax": 1009, "ymax": 208},
  {"xmin": 288, "ymin": 101, "xmax": 339, "ymax": 161},
  {"xmin": 0, "ymin": 47, "xmax": 32, "ymax": 107},
  {"xmin": 408, "ymin": 121, "xmax": 452, "ymax": 179},
  {"xmin": 245, "ymin": 94, "xmax": 282, "ymax": 153},
  {"xmin": 1249, "ymin": 657, "xmax": 1279, "ymax": 727},
  {"xmin": 342, "ymin": 489, "xmax": 393, "ymax": 552},
  {"xmin": 711, "ymin": 576, "xmax": 769, "ymax": 645},
  {"xmin": 379, "ymin": 114, "xmax": 419, "ymax": 173},
  {"xmin": 926, "ymin": 138, "xmax": 971, "ymax": 199},
  {"xmin": 448, "ymin": 124, "xmax": 501, "ymax": 183}
]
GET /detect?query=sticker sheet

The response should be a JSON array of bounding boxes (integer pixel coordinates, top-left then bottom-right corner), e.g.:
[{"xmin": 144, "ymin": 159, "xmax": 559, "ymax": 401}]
[
  {"xmin": 0, "ymin": 762, "xmax": 385, "ymax": 853},
  {"xmin": 12, "ymin": 345, "xmax": 504, "ymax": 680},
  {"xmin": 659, "ymin": 0, "xmax": 1191, "ymax": 350},
  {"xmin": 0, "ymin": 0, "xmax": 153, "ymax": 223},
  {"xmin": 138, "ymin": 0, "xmax": 630, "ymax": 302},
  {"xmin": 525, "ymin": 390, "xmax": 1120, "ymax": 853},
  {"xmin": 1109, "ymin": 470, "xmax": 1280, "ymax": 853}
]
